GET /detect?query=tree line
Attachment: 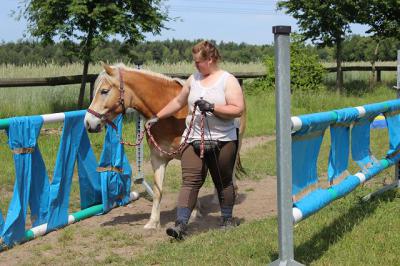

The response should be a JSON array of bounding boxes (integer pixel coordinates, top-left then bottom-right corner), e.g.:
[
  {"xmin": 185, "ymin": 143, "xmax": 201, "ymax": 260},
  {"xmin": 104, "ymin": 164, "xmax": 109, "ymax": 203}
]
[{"xmin": 0, "ymin": 36, "xmax": 399, "ymax": 66}]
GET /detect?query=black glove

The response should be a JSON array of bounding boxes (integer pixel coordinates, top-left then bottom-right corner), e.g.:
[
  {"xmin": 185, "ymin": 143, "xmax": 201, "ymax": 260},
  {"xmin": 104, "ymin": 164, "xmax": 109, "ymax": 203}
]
[
  {"xmin": 194, "ymin": 99, "xmax": 215, "ymax": 113},
  {"xmin": 145, "ymin": 116, "xmax": 159, "ymax": 128}
]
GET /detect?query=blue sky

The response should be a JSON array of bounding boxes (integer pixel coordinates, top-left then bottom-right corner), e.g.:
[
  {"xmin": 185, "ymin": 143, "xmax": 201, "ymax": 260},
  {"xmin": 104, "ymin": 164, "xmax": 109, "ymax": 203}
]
[{"xmin": 1, "ymin": 0, "xmax": 369, "ymax": 45}]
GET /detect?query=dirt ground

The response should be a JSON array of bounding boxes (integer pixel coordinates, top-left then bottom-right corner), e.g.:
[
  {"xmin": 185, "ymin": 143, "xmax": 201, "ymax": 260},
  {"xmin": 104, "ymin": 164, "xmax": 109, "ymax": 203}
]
[{"xmin": 0, "ymin": 136, "xmax": 277, "ymax": 265}]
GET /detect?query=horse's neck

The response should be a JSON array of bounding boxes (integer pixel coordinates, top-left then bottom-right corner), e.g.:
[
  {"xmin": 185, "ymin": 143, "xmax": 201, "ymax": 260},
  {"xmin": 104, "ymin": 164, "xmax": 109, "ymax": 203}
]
[{"xmin": 125, "ymin": 71, "xmax": 182, "ymax": 118}]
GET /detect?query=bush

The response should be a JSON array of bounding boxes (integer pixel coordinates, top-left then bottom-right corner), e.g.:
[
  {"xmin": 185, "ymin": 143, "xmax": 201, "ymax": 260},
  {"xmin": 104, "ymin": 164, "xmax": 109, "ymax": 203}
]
[{"xmin": 263, "ymin": 34, "xmax": 326, "ymax": 93}]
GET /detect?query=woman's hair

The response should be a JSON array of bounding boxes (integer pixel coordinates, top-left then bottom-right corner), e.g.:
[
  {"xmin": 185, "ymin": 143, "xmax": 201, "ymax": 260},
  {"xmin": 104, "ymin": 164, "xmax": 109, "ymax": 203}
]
[{"xmin": 192, "ymin": 40, "xmax": 221, "ymax": 62}]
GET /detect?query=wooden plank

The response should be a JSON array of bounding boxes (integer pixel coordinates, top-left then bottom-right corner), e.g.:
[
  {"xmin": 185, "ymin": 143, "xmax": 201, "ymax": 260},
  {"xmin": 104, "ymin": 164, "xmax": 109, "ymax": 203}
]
[
  {"xmin": 0, "ymin": 66, "xmax": 397, "ymax": 88},
  {"xmin": 324, "ymin": 65, "xmax": 396, "ymax": 72},
  {"xmin": 0, "ymin": 72, "xmax": 266, "ymax": 88},
  {"xmin": 0, "ymin": 74, "xmax": 98, "ymax": 87}
]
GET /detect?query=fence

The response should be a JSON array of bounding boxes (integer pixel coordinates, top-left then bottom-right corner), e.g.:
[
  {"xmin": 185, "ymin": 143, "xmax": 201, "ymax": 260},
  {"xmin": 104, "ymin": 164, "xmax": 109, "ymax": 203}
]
[
  {"xmin": 0, "ymin": 65, "xmax": 396, "ymax": 92},
  {"xmin": 271, "ymin": 26, "xmax": 400, "ymax": 266}
]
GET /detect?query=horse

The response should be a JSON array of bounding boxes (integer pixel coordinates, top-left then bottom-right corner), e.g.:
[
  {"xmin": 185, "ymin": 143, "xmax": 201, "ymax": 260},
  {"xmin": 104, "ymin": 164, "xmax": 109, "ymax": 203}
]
[{"xmin": 84, "ymin": 63, "xmax": 246, "ymax": 229}]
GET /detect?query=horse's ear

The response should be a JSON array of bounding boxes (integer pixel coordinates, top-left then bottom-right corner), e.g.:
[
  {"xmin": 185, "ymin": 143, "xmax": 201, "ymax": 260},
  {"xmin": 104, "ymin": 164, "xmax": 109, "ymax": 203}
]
[{"xmin": 102, "ymin": 62, "xmax": 115, "ymax": 76}]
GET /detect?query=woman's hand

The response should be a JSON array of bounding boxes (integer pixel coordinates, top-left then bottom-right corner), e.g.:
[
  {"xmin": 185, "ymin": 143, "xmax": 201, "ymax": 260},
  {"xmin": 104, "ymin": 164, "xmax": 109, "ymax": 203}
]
[{"xmin": 194, "ymin": 99, "xmax": 215, "ymax": 113}]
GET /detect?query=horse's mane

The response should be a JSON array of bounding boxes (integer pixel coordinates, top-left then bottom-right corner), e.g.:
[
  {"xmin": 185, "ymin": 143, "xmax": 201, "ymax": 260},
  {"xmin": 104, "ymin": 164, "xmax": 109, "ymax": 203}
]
[
  {"xmin": 95, "ymin": 63, "xmax": 181, "ymax": 93},
  {"xmin": 115, "ymin": 63, "xmax": 177, "ymax": 84}
]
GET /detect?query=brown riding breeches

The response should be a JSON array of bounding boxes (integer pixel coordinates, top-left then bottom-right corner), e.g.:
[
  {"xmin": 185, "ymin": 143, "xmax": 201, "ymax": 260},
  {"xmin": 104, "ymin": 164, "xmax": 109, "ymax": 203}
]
[{"xmin": 177, "ymin": 141, "xmax": 237, "ymax": 210}]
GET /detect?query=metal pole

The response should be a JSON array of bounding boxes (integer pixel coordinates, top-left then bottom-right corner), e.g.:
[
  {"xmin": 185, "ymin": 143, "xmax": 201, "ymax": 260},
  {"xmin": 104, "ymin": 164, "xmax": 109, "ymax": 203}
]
[
  {"xmin": 134, "ymin": 112, "xmax": 154, "ymax": 198},
  {"xmin": 270, "ymin": 25, "xmax": 303, "ymax": 266}
]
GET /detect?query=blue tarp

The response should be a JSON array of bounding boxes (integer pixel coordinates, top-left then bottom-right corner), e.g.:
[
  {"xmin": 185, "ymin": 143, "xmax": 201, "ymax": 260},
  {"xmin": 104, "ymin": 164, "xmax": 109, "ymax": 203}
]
[
  {"xmin": 2, "ymin": 116, "xmax": 47, "ymax": 246},
  {"xmin": 327, "ymin": 107, "xmax": 359, "ymax": 182},
  {"xmin": 46, "ymin": 111, "xmax": 95, "ymax": 232},
  {"xmin": 0, "ymin": 111, "xmax": 132, "ymax": 246},
  {"xmin": 98, "ymin": 115, "xmax": 132, "ymax": 212}
]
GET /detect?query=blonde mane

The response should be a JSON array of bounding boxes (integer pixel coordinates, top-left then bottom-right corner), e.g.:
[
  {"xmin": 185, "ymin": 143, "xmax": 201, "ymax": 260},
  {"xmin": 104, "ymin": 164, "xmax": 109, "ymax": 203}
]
[
  {"xmin": 94, "ymin": 63, "xmax": 182, "ymax": 93},
  {"xmin": 115, "ymin": 63, "xmax": 177, "ymax": 83}
]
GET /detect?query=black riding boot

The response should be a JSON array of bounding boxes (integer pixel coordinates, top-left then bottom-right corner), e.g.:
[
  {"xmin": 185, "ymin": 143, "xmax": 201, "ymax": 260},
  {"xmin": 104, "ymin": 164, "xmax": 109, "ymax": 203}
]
[{"xmin": 166, "ymin": 221, "xmax": 187, "ymax": 240}]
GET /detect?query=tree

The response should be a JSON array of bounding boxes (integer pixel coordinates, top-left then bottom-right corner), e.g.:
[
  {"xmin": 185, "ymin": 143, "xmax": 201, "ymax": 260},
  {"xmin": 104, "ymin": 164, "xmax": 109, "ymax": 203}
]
[
  {"xmin": 20, "ymin": 0, "xmax": 171, "ymax": 108},
  {"xmin": 277, "ymin": 0, "xmax": 358, "ymax": 92},
  {"xmin": 360, "ymin": 0, "xmax": 400, "ymax": 39},
  {"xmin": 352, "ymin": 0, "xmax": 400, "ymax": 86}
]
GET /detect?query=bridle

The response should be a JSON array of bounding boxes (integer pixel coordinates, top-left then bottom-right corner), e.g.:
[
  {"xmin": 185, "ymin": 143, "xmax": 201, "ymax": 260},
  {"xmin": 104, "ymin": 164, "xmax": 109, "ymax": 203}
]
[
  {"xmin": 86, "ymin": 68, "xmax": 209, "ymax": 158},
  {"xmin": 87, "ymin": 68, "xmax": 126, "ymax": 130}
]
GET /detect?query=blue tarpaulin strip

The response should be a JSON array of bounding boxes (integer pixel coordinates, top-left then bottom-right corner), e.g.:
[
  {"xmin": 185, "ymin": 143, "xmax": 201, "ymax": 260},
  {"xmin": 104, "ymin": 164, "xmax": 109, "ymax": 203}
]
[
  {"xmin": 1, "ymin": 116, "xmax": 46, "ymax": 246},
  {"xmin": 98, "ymin": 115, "xmax": 132, "ymax": 212}
]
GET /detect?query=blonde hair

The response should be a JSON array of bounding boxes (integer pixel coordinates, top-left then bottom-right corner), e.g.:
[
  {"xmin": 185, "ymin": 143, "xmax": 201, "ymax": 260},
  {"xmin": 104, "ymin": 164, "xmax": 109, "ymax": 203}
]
[{"xmin": 192, "ymin": 41, "xmax": 221, "ymax": 62}]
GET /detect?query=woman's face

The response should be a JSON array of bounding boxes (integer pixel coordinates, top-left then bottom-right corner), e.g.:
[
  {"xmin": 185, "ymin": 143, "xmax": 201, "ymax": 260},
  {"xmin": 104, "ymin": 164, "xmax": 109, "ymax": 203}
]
[{"xmin": 193, "ymin": 53, "xmax": 212, "ymax": 75}]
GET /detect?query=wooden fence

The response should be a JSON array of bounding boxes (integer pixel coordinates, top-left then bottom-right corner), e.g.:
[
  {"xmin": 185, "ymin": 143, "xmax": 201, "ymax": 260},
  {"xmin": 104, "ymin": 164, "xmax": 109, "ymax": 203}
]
[{"xmin": 0, "ymin": 66, "xmax": 396, "ymax": 100}]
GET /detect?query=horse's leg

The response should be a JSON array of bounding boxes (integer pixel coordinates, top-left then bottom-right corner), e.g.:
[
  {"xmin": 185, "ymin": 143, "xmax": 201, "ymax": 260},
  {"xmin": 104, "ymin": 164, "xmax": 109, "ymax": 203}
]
[{"xmin": 144, "ymin": 152, "xmax": 169, "ymax": 229}]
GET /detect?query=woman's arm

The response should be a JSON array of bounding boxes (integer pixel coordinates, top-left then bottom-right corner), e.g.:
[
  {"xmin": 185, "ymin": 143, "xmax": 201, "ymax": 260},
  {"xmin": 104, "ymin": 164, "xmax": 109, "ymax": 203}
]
[
  {"xmin": 156, "ymin": 76, "xmax": 192, "ymax": 119},
  {"xmin": 213, "ymin": 74, "xmax": 244, "ymax": 119}
]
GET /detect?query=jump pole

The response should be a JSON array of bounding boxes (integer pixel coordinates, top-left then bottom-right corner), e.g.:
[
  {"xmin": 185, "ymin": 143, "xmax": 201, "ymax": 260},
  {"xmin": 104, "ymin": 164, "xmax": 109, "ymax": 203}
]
[
  {"xmin": 270, "ymin": 25, "xmax": 303, "ymax": 266},
  {"xmin": 22, "ymin": 192, "xmax": 139, "ymax": 244},
  {"xmin": 132, "ymin": 110, "xmax": 154, "ymax": 198}
]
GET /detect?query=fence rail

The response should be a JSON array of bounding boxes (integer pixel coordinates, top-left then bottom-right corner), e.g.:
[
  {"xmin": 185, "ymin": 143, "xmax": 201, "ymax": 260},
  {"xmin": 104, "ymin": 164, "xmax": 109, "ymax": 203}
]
[
  {"xmin": 0, "ymin": 66, "xmax": 396, "ymax": 88},
  {"xmin": 0, "ymin": 72, "xmax": 265, "ymax": 88}
]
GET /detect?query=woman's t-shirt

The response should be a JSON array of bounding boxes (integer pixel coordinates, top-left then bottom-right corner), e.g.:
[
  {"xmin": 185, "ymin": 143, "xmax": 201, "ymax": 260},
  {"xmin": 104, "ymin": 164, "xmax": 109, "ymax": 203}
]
[{"xmin": 182, "ymin": 71, "xmax": 237, "ymax": 142}]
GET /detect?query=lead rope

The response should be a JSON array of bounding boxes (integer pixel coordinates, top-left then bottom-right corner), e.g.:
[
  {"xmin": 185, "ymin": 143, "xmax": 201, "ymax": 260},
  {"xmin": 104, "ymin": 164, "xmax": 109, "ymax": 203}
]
[
  {"xmin": 118, "ymin": 103, "xmax": 206, "ymax": 157},
  {"xmin": 200, "ymin": 111, "xmax": 205, "ymax": 158}
]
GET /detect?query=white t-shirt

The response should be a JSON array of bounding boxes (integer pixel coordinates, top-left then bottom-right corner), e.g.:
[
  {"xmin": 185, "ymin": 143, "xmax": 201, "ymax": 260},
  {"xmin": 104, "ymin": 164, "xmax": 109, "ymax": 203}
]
[{"xmin": 182, "ymin": 71, "xmax": 237, "ymax": 142}]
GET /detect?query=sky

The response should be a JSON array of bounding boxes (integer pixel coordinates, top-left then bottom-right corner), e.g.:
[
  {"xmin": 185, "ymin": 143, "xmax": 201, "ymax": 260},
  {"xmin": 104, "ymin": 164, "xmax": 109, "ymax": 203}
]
[{"xmin": 0, "ymin": 0, "xmax": 369, "ymax": 45}]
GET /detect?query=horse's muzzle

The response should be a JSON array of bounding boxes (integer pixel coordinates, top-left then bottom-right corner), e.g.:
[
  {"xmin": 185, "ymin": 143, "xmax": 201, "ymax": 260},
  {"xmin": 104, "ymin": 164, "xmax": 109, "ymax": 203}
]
[
  {"xmin": 86, "ymin": 122, "xmax": 102, "ymax": 133},
  {"xmin": 84, "ymin": 112, "xmax": 103, "ymax": 133}
]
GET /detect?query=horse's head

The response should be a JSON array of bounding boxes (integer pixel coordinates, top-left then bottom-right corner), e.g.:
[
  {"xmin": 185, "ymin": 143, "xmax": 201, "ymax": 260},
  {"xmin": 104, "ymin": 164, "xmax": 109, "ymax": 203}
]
[{"xmin": 84, "ymin": 63, "xmax": 126, "ymax": 133}]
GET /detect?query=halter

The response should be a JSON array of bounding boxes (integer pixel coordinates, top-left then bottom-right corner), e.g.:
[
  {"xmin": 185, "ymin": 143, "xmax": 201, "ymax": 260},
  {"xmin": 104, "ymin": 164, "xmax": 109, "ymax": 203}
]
[{"xmin": 87, "ymin": 68, "xmax": 126, "ymax": 130}]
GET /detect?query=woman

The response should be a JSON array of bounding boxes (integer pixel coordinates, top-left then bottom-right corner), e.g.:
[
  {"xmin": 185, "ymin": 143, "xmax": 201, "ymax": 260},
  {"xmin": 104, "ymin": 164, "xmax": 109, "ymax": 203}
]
[{"xmin": 146, "ymin": 40, "xmax": 245, "ymax": 240}]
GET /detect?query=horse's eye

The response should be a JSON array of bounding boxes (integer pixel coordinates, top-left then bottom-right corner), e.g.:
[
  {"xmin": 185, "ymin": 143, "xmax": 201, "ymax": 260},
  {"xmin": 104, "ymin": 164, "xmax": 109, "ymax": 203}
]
[{"xmin": 100, "ymin": 89, "xmax": 110, "ymax": 95}]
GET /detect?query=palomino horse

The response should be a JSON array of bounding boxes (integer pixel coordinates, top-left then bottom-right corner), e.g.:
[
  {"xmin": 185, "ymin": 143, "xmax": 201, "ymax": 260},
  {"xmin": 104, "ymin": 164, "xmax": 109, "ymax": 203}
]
[{"xmin": 84, "ymin": 63, "xmax": 246, "ymax": 229}]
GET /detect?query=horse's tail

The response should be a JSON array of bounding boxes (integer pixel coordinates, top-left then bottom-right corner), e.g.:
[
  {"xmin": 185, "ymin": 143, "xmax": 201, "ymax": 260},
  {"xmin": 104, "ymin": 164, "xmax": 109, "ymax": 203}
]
[
  {"xmin": 235, "ymin": 154, "xmax": 247, "ymax": 178},
  {"xmin": 234, "ymin": 102, "xmax": 247, "ymax": 179}
]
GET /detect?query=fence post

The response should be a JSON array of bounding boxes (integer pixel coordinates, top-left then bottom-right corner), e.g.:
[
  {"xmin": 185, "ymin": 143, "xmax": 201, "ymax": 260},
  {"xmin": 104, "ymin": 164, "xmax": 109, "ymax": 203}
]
[
  {"xmin": 90, "ymin": 80, "xmax": 95, "ymax": 102},
  {"xmin": 270, "ymin": 25, "xmax": 303, "ymax": 266},
  {"xmin": 377, "ymin": 69, "xmax": 382, "ymax": 82}
]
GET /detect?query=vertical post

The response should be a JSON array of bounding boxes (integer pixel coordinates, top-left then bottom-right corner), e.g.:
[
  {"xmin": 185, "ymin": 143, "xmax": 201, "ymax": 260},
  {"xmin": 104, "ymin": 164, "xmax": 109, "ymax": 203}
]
[
  {"xmin": 270, "ymin": 26, "xmax": 303, "ymax": 266},
  {"xmin": 90, "ymin": 81, "xmax": 95, "ymax": 102},
  {"xmin": 377, "ymin": 69, "xmax": 382, "ymax": 82},
  {"xmin": 238, "ymin": 78, "xmax": 243, "ymax": 87},
  {"xmin": 396, "ymin": 50, "xmax": 400, "ymax": 185},
  {"xmin": 135, "ymin": 112, "xmax": 144, "ymax": 183}
]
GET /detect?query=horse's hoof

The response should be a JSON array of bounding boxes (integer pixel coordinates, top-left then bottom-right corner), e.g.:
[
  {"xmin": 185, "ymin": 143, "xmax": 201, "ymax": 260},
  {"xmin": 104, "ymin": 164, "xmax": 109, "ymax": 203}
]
[
  {"xmin": 144, "ymin": 221, "xmax": 160, "ymax": 230},
  {"xmin": 190, "ymin": 208, "xmax": 203, "ymax": 220}
]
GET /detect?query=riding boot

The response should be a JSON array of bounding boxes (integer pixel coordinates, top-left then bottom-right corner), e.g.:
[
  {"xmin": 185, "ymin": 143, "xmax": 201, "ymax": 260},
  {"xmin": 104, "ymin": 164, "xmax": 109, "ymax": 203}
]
[{"xmin": 166, "ymin": 221, "xmax": 187, "ymax": 240}]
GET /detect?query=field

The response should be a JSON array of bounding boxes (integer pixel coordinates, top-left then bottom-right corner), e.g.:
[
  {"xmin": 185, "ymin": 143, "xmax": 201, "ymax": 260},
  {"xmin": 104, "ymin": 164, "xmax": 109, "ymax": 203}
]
[{"xmin": 0, "ymin": 62, "xmax": 399, "ymax": 265}]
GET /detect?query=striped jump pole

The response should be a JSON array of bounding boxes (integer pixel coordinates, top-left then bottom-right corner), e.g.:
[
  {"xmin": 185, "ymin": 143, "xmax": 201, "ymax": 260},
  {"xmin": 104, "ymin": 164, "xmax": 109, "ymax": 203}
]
[{"xmin": 24, "ymin": 191, "xmax": 139, "ymax": 244}]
